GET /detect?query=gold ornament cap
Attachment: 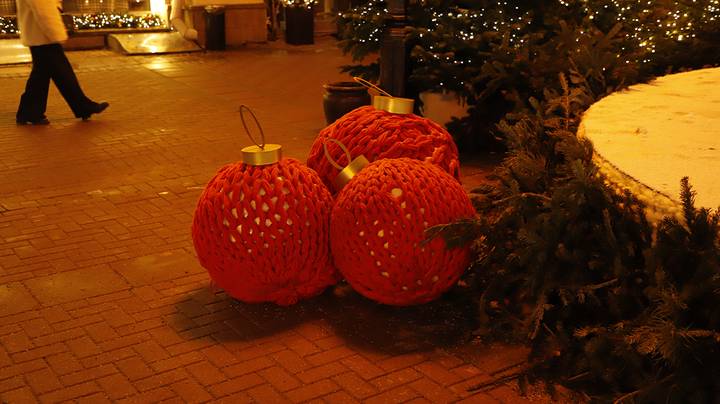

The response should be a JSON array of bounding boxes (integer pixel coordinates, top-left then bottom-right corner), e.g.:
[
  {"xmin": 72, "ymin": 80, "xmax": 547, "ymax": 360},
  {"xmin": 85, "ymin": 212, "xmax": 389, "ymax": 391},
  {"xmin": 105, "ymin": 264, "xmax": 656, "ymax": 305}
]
[
  {"xmin": 334, "ymin": 155, "xmax": 369, "ymax": 191},
  {"xmin": 242, "ymin": 144, "xmax": 282, "ymax": 166},
  {"xmin": 352, "ymin": 77, "xmax": 414, "ymax": 114},
  {"xmin": 372, "ymin": 95, "xmax": 414, "ymax": 114}
]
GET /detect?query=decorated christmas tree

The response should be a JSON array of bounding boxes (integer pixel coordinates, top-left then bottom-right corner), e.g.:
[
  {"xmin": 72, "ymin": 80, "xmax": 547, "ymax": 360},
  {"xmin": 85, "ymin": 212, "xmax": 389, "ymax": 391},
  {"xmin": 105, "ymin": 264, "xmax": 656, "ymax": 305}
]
[{"xmin": 338, "ymin": 0, "xmax": 720, "ymax": 151}]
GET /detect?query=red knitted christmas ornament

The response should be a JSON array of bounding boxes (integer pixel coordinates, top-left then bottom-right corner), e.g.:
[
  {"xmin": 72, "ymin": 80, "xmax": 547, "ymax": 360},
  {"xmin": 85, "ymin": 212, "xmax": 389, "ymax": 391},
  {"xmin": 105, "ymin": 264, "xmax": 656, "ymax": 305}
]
[
  {"xmin": 192, "ymin": 158, "xmax": 338, "ymax": 306},
  {"xmin": 307, "ymin": 106, "xmax": 461, "ymax": 191},
  {"xmin": 330, "ymin": 157, "xmax": 475, "ymax": 306}
]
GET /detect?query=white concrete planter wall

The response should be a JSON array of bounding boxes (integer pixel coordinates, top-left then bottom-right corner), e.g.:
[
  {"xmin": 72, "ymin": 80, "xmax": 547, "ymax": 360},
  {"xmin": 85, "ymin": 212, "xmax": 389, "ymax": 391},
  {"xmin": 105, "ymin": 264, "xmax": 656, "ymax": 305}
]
[{"xmin": 419, "ymin": 91, "xmax": 468, "ymax": 128}]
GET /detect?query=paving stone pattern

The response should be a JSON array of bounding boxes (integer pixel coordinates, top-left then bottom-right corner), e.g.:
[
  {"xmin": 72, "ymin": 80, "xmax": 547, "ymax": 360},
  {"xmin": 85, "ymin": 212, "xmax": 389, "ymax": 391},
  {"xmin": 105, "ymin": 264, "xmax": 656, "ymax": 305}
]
[{"xmin": 0, "ymin": 39, "xmax": 547, "ymax": 403}]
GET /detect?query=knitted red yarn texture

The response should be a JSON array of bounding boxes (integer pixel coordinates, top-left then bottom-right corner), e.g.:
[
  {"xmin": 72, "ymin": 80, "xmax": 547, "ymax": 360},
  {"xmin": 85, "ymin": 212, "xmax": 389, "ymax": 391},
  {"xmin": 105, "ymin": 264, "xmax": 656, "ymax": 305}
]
[
  {"xmin": 330, "ymin": 158, "xmax": 475, "ymax": 306},
  {"xmin": 307, "ymin": 106, "xmax": 461, "ymax": 191},
  {"xmin": 192, "ymin": 158, "xmax": 339, "ymax": 306}
]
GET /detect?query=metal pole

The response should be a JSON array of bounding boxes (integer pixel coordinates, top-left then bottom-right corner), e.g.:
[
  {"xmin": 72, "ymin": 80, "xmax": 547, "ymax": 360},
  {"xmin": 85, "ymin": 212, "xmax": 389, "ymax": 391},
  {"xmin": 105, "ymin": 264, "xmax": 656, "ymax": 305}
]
[{"xmin": 379, "ymin": 0, "xmax": 408, "ymax": 97}]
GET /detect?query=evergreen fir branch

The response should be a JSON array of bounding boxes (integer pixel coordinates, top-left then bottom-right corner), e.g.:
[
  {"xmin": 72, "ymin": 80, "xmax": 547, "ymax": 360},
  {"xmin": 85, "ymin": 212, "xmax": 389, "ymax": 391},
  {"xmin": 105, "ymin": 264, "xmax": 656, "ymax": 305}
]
[
  {"xmin": 565, "ymin": 371, "xmax": 591, "ymax": 382},
  {"xmin": 423, "ymin": 218, "xmax": 481, "ymax": 248},
  {"xmin": 491, "ymin": 192, "xmax": 552, "ymax": 206},
  {"xmin": 612, "ymin": 374, "xmax": 676, "ymax": 404},
  {"xmin": 678, "ymin": 329, "xmax": 720, "ymax": 342},
  {"xmin": 529, "ymin": 295, "xmax": 551, "ymax": 340},
  {"xmin": 611, "ymin": 388, "xmax": 643, "ymax": 404},
  {"xmin": 574, "ymin": 326, "xmax": 609, "ymax": 338},
  {"xmin": 653, "ymin": 288, "xmax": 686, "ymax": 319},
  {"xmin": 602, "ymin": 208, "xmax": 619, "ymax": 250},
  {"xmin": 339, "ymin": 62, "xmax": 380, "ymax": 81},
  {"xmin": 490, "ymin": 360, "xmax": 529, "ymax": 377},
  {"xmin": 579, "ymin": 278, "xmax": 619, "ymax": 293},
  {"xmin": 679, "ymin": 176, "xmax": 696, "ymax": 227}
]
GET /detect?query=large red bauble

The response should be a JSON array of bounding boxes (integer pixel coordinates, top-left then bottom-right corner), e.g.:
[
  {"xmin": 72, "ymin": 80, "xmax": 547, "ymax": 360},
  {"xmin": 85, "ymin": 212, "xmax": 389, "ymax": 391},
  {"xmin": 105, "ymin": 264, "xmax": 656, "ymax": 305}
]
[
  {"xmin": 307, "ymin": 106, "xmax": 460, "ymax": 191},
  {"xmin": 192, "ymin": 158, "xmax": 338, "ymax": 305},
  {"xmin": 330, "ymin": 158, "xmax": 475, "ymax": 306}
]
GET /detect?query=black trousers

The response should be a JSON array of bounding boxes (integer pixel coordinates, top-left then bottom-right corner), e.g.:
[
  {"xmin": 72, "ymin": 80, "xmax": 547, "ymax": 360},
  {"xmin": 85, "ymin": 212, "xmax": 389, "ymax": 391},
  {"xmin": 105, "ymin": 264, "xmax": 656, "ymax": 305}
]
[{"xmin": 16, "ymin": 43, "xmax": 94, "ymax": 120}]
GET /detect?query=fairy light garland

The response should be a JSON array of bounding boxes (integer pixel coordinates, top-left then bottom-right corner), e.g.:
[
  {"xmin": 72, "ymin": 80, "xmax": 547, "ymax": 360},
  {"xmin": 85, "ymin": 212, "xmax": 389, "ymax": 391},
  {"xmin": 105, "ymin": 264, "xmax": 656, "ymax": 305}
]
[
  {"xmin": 347, "ymin": 0, "xmax": 720, "ymax": 61},
  {"xmin": 340, "ymin": 0, "xmax": 720, "ymax": 91},
  {"xmin": 0, "ymin": 13, "xmax": 163, "ymax": 34},
  {"xmin": 282, "ymin": 0, "xmax": 315, "ymax": 9},
  {"xmin": 339, "ymin": 0, "xmax": 387, "ymax": 44},
  {"xmin": 0, "ymin": 16, "xmax": 18, "ymax": 34},
  {"xmin": 72, "ymin": 13, "xmax": 164, "ymax": 30},
  {"xmin": 573, "ymin": 0, "xmax": 720, "ymax": 61}
]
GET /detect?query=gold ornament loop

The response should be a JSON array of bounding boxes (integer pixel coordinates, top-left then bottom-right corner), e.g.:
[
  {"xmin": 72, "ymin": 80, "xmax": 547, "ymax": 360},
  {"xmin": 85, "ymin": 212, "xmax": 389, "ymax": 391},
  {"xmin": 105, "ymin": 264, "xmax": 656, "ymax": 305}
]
[
  {"xmin": 239, "ymin": 105, "xmax": 265, "ymax": 149},
  {"xmin": 322, "ymin": 138, "xmax": 352, "ymax": 171},
  {"xmin": 239, "ymin": 105, "xmax": 282, "ymax": 166},
  {"xmin": 322, "ymin": 138, "xmax": 369, "ymax": 191},
  {"xmin": 353, "ymin": 76, "xmax": 393, "ymax": 97}
]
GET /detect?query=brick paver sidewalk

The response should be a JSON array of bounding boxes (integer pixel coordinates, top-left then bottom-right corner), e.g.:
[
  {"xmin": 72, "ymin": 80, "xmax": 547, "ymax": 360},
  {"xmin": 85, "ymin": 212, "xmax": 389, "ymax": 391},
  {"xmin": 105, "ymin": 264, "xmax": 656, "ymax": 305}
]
[{"xmin": 0, "ymin": 38, "xmax": 548, "ymax": 403}]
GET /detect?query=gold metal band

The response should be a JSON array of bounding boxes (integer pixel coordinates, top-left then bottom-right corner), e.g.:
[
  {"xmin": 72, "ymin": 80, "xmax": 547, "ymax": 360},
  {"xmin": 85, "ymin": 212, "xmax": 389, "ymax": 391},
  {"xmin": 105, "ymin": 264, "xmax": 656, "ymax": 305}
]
[
  {"xmin": 372, "ymin": 95, "xmax": 414, "ymax": 114},
  {"xmin": 334, "ymin": 155, "xmax": 370, "ymax": 191},
  {"xmin": 241, "ymin": 144, "xmax": 282, "ymax": 166}
]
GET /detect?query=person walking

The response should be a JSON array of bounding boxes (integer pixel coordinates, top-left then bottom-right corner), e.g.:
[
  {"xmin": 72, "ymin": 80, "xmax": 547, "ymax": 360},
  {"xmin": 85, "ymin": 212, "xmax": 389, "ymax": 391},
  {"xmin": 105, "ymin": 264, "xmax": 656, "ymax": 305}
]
[{"xmin": 15, "ymin": 0, "xmax": 109, "ymax": 125}]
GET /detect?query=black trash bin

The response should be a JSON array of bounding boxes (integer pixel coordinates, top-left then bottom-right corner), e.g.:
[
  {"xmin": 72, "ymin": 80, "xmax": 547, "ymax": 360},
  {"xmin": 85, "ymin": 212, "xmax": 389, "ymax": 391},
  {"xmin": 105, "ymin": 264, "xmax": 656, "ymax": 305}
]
[
  {"xmin": 285, "ymin": 4, "xmax": 314, "ymax": 45},
  {"xmin": 204, "ymin": 5, "xmax": 226, "ymax": 50}
]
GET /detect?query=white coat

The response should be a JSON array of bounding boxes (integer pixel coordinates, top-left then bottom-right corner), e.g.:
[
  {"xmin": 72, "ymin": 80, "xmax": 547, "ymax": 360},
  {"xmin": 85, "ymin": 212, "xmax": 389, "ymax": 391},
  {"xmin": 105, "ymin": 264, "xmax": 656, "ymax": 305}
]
[
  {"xmin": 15, "ymin": 0, "xmax": 68, "ymax": 47},
  {"xmin": 170, "ymin": 0, "xmax": 198, "ymax": 41}
]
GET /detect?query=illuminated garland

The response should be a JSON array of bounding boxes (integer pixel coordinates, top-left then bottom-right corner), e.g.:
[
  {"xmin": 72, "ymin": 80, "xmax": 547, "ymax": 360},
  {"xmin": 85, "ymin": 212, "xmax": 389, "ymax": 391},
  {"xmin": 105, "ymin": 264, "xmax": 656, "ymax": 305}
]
[
  {"xmin": 282, "ymin": 0, "xmax": 315, "ymax": 9},
  {"xmin": 72, "ymin": 13, "xmax": 164, "ymax": 30},
  {"xmin": 0, "ymin": 13, "xmax": 163, "ymax": 34},
  {"xmin": 0, "ymin": 16, "xmax": 18, "ymax": 35}
]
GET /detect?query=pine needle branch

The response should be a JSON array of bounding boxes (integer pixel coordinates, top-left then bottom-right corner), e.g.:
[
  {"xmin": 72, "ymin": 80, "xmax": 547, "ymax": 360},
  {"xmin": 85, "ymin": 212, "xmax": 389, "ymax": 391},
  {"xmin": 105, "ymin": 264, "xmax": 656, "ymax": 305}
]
[
  {"xmin": 580, "ymin": 278, "xmax": 619, "ymax": 292},
  {"xmin": 490, "ymin": 360, "xmax": 527, "ymax": 377},
  {"xmin": 612, "ymin": 374, "xmax": 675, "ymax": 404},
  {"xmin": 612, "ymin": 389, "xmax": 642, "ymax": 404},
  {"xmin": 680, "ymin": 176, "xmax": 696, "ymax": 226},
  {"xmin": 565, "ymin": 371, "xmax": 590, "ymax": 382},
  {"xmin": 492, "ymin": 192, "xmax": 553, "ymax": 206}
]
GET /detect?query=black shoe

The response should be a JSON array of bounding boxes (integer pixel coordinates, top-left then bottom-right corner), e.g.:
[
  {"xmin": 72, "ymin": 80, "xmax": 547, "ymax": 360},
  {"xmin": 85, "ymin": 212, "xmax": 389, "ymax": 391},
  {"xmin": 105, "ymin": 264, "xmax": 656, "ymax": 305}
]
[
  {"xmin": 16, "ymin": 116, "xmax": 50, "ymax": 125},
  {"xmin": 79, "ymin": 102, "xmax": 109, "ymax": 121}
]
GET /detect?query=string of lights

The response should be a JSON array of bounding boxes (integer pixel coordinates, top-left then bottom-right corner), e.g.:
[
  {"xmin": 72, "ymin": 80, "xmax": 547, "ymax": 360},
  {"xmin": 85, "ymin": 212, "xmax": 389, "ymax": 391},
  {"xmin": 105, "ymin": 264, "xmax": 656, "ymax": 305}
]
[
  {"xmin": 0, "ymin": 16, "xmax": 18, "ymax": 34},
  {"xmin": 0, "ymin": 13, "xmax": 163, "ymax": 34},
  {"xmin": 338, "ymin": 0, "xmax": 720, "ymax": 91},
  {"xmin": 574, "ymin": 0, "xmax": 720, "ymax": 62},
  {"xmin": 282, "ymin": 0, "xmax": 315, "ymax": 9},
  {"xmin": 344, "ymin": 0, "xmax": 720, "ymax": 59},
  {"xmin": 72, "ymin": 13, "xmax": 164, "ymax": 30}
]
